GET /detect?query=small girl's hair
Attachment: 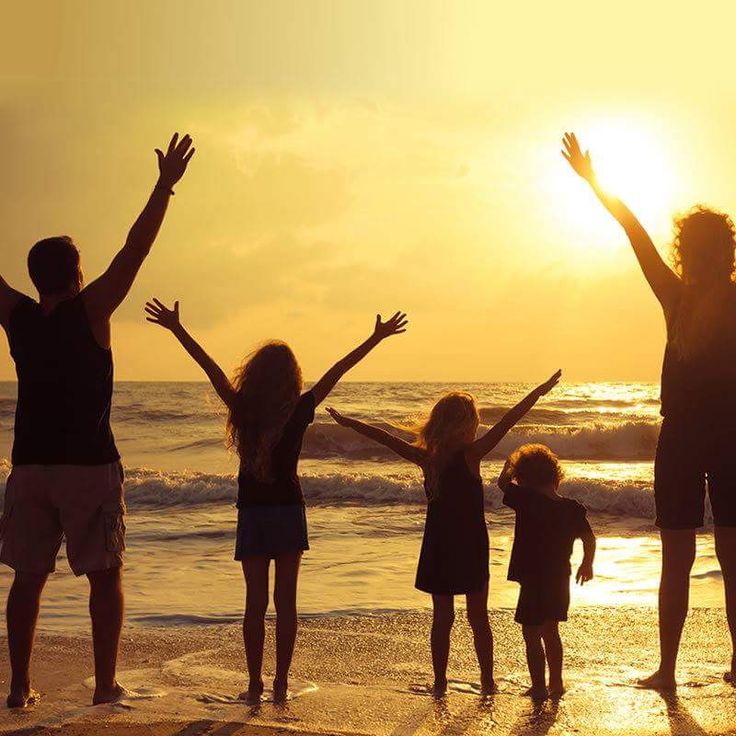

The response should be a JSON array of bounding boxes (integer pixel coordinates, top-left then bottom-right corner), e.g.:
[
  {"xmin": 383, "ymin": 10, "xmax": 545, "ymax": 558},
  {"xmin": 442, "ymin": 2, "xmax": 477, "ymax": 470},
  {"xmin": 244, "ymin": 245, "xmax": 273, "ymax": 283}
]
[
  {"xmin": 508, "ymin": 444, "xmax": 563, "ymax": 488},
  {"xmin": 414, "ymin": 391, "xmax": 480, "ymax": 499}
]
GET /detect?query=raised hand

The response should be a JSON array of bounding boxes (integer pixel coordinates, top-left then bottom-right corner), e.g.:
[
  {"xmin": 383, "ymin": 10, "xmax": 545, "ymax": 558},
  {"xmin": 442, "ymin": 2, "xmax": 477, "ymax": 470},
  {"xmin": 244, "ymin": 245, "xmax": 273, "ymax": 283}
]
[
  {"xmin": 561, "ymin": 132, "xmax": 594, "ymax": 182},
  {"xmin": 535, "ymin": 369, "xmax": 562, "ymax": 397},
  {"xmin": 326, "ymin": 407, "xmax": 351, "ymax": 427},
  {"xmin": 373, "ymin": 311, "xmax": 408, "ymax": 340},
  {"xmin": 155, "ymin": 133, "xmax": 195, "ymax": 188},
  {"xmin": 144, "ymin": 298, "xmax": 181, "ymax": 331},
  {"xmin": 576, "ymin": 560, "xmax": 594, "ymax": 586}
]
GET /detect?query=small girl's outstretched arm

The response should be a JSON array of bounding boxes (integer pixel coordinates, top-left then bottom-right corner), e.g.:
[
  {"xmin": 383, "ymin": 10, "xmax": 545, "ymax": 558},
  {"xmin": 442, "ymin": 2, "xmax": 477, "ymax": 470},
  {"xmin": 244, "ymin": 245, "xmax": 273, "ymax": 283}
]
[
  {"xmin": 326, "ymin": 407, "xmax": 425, "ymax": 466},
  {"xmin": 145, "ymin": 298, "xmax": 236, "ymax": 408},
  {"xmin": 310, "ymin": 312, "xmax": 408, "ymax": 407},
  {"xmin": 467, "ymin": 370, "xmax": 562, "ymax": 464},
  {"xmin": 562, "ymin": 132, "xmax": 680, "ymax": 312}
]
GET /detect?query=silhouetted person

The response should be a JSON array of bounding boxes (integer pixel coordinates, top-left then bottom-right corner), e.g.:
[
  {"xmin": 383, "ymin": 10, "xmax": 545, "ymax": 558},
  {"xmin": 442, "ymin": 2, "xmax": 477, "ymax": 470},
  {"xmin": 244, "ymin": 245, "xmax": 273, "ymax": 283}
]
[
  {"xmin": 498, "ymin": 444, "xmax": 595, "ymax": 700},
  {"xmin": 563, "ymin": 131, "xmax": 736, "ymax": 689},
  {"xmin": 0, "ymin": 133, "xmax": 194, "ymax": 707},
  {"xmin": 327, "ymin": 371, "xmax": 562, "ymax": 696},
  {"xmin": 144, "ymin": 299, "xmax": 407, "ymax": 703}
]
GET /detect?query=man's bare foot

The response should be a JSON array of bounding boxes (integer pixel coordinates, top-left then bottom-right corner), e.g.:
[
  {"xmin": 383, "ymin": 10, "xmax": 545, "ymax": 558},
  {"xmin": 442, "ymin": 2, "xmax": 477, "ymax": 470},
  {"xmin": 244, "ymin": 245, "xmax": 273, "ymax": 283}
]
[
  {"xmin": 6, "ymin": 687, "xmax": 40, "ymax": 709},
  {"xmin": 238, "ymin": 680, "xmax": 264, "ymax": 705},
  {"xmin": 636, "ymin": 671, "xmax": 676, "ymax": 691},
  {"xmin": 93, "ymin": 682, "xmax": 131, "ymax": 705},
  {"xmin": 273, "ymin": 678, "xmax": 289, "ymax": 703},
  {"xmin": 549, "ymin": 681, "xmax": 566, "ymax": 699},
  {"xmin": 524, "ymin": 685, "xmax": 549, "ymax": 701}
]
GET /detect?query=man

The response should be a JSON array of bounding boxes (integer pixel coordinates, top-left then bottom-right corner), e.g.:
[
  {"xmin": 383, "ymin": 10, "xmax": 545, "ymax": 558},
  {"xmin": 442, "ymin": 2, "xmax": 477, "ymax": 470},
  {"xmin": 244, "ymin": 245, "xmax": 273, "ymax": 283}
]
[{"xmin": 0, "ymin": 132, "xmax": 195, "ymax": 707}]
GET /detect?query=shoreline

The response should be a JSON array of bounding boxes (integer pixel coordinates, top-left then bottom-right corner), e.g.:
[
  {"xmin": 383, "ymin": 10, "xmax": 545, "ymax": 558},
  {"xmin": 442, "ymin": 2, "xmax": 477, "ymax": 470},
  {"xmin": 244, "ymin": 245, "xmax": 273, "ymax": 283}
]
[{"xmin": 2, "ymin": 607, "xmax": 736, "ymax": 735}]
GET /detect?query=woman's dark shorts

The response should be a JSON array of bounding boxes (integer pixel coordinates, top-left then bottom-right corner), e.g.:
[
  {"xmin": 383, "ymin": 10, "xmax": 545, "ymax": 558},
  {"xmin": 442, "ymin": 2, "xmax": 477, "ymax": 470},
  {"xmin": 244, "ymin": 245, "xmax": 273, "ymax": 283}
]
[
  {"xmin": 235, "ymin": 503, "xmax": 309, "ymax": 560},
  {"xmin": 655, "ymin": 417, "xmax": 736, "ymax": 529},
  {"xmin": 514, "ymin": 575, "xmax": 570, "ymax": 626}
]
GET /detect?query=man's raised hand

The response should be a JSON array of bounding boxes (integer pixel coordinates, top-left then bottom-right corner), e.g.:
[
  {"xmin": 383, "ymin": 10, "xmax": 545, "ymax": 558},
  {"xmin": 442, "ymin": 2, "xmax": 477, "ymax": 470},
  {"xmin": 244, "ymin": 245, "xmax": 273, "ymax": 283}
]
[{"xmin": 155, "ymin": 133, "xmax": 195, "ymax": 189}]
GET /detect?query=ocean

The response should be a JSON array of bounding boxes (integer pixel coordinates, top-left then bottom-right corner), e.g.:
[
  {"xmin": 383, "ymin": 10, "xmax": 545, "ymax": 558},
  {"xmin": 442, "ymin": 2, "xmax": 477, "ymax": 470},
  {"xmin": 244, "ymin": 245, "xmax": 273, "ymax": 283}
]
[{"xmin": 0, "ymin": 381, "xmax": 725, "ymax": 632}]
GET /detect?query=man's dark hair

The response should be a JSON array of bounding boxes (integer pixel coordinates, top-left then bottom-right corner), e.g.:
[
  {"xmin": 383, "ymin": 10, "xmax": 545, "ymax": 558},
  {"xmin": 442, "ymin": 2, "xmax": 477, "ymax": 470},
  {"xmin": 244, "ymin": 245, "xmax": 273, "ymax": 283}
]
[{"xmin": 27, "ymin": 236, "xmax": 81, "ymax": 295}]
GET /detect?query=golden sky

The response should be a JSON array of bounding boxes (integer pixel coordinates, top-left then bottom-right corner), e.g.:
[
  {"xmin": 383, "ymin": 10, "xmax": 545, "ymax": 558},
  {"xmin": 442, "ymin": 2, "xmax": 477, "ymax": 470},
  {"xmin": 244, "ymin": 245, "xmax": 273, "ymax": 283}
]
[{"xmin": 2, "ymin": 0, "xmax": 736, "ymax": 381}]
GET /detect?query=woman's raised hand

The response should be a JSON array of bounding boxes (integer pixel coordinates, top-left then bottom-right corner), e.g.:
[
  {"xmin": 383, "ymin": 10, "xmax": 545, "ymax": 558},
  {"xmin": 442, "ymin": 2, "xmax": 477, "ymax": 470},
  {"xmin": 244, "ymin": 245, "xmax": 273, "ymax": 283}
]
[
  {"xmin": 561, "ymin": 132, "xmax": 594, "ymax": 182},
  {"xmin": 535, "ymin": 369, "xmax": 562, "ymax": 396},
  {"xmin": 155, "ymin": 133, "xmax": 195, "ymax": 188},
  {"xmin": 326, "ymin": 407, "xmax": 351, "ymax": 426},
  {"xmin": 144, "ymin": 298, "xmax": 181, "ymax": 331},
  {"xmin": 373, "ymin": 311, "xmax": 408, "ymax": 340}
]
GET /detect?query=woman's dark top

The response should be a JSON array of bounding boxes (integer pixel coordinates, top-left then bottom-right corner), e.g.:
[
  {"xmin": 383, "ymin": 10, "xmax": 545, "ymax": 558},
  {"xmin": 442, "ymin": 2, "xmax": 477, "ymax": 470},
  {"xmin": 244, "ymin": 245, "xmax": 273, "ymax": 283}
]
[
  {"xmin": 9, "ymin": 295, "xmax": 118, "ymax": 466},
  {"xmin": 237, "ymin": 391, "xmax": 315, "ymax": 508},
  {"xmin": 503, "ymin": 483, "xmax": 591, "ymax": 582},
  {"xmin": 660, "ymin": 287, "xmax": 736, "ymax": 420},
  {"xmin": 415, "ymin": 449, "xmax": 489, "ymax": 596}
]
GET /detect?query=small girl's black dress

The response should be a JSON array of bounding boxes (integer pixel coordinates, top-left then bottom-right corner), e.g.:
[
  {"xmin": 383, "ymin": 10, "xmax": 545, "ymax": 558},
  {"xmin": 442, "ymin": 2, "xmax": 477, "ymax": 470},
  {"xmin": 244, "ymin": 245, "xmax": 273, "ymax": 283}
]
[{"xmin": 415, "ymin": 449, "xmax": 490, "ymax": 595}]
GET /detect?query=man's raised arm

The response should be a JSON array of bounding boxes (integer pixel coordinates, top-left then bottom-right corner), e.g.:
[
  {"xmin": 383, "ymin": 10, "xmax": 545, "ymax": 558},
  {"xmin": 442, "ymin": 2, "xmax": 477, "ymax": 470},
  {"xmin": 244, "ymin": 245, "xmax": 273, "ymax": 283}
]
[{"xmin": 83, "ymin": 133, "xmax": 195, "ymax": 323}]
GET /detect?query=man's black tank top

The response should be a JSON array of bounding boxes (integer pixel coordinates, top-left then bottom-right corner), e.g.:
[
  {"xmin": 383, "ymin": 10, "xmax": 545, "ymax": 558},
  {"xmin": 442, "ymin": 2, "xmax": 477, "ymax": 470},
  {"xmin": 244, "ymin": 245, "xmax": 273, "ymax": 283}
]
[{"xmin": 9, "ymin": 295, "xmax": 119, "ymax": 465}]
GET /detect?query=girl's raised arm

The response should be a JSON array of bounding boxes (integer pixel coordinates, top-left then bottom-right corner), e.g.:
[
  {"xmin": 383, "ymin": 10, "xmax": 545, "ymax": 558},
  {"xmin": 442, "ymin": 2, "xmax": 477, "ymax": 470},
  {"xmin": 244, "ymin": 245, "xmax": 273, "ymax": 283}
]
[
  {"xmin": 310, "ymin": 312, "xmax": 408, "ymax": 407},
  {"xmin": 562, "ymin": 132, "xmax": 681, "ymax": 312},
  {"xmin": 144, "ymin": 298, "xmax": 236, "ymax": 409},
  {"xmin": 326, "ymin": 407, "xmax": 425, "ymax": 466},
  {"xmin": 466, "ymin": 370, "xmax": 561, "ymax": 463}
]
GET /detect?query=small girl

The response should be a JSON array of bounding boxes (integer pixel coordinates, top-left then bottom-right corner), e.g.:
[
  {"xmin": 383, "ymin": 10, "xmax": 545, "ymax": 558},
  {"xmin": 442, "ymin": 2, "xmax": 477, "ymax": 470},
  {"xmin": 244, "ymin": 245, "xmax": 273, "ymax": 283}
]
[
  {"xmin": 144, "ymin": 298, "xmax": 407, "ymax": 702},
  {"xmin": 498, "ymin": 444, "xmax": 596, "ymax": 700},
  {"xmin": 327, "ymin": 370, "xmax": 561, "ymax": 696}
]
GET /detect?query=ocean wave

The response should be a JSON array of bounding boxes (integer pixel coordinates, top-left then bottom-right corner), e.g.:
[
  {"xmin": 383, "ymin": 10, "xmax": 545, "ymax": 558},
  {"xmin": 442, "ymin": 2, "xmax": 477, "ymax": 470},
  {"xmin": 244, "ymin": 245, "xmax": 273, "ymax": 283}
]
[
  {"xmin": 300, "ymin": 420, "xmax": 661, "ymax": 461},
  {"xmin": 0, "ymin": 462, "xmax": 656, "ymax": 519}
]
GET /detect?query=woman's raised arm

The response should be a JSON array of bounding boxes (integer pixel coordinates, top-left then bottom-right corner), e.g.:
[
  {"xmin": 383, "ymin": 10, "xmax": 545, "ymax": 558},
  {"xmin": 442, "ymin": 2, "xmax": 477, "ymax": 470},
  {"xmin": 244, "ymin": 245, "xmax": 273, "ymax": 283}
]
[{"xmin": 562, "ymin": 132, "xmax": 681, "ymax": 311}]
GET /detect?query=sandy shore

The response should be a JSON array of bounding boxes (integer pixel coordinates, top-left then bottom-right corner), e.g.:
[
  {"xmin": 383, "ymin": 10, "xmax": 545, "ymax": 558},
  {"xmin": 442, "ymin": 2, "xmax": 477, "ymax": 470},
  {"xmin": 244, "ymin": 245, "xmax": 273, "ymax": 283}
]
[{"xmin": 1, "ymin": 607, "xmax": 736, "ymax": 735}]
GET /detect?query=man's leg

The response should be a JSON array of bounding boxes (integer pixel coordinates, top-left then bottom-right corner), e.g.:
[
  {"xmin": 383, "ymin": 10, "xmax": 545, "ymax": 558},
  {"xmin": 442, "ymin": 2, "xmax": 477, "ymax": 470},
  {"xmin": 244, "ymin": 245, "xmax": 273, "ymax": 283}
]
[
  {"xmin": 6, "ymin": 572, "xmax": 47, "ymax": 708},
  {"xmin": 638, "ymin": 529, "xmax": 696, "ymax": 689},
  {"xmin": 88, "ymin": 567, "xmax": 124, "ymax": 704},
  {"xmin": 715, "ymin": 527, "xmax": 736, "ymax": 680}
]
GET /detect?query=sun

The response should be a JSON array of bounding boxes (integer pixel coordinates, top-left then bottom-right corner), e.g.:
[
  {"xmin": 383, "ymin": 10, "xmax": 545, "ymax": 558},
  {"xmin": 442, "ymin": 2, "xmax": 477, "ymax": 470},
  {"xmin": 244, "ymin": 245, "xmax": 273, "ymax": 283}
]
[{"xmin": 541, "ymin": 114, "xmax": 683, "ymax": 267}]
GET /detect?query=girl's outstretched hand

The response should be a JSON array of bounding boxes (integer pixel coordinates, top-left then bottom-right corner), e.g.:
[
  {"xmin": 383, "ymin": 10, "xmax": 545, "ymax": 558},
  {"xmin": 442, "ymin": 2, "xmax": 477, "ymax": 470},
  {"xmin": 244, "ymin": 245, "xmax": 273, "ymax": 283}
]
[
  {"xmin": 373, "ymin": 311, "xmax": 408, "ymax": 340},
  {"xmin": 535, "ymin": 369, "xmax": 562, "ymax": 396},
  {"xmin": 561, "ymin": 132, "xmax": 594, "ymax": 182},
  {"xmin": 326, "ymin": 407, "xmax": 351, "ymax": 427},
  {"xmin": 145, "ymin": 298, "xmax": 181, "ymax": 331}
]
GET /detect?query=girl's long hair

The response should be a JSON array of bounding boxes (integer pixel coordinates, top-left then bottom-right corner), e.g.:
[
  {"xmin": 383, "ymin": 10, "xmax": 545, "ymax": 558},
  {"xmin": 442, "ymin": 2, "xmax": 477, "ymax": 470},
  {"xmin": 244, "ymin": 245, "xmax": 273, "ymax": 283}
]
[
  {"xmin": 670, "ymin": 206, "xmax": 736, "ymax": 360},
  {"xmin": 414, "ymin": 391, "xmax": 479, "ymax": 500},
  {"xmin": 226, "ymin": 341, "xmax": 303, "ymax": 480}
]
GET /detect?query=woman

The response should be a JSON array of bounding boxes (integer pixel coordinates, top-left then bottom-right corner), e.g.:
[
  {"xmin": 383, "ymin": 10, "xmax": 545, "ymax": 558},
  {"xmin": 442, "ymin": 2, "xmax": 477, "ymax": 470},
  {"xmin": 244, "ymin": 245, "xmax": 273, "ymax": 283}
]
[{"xmin": 563, "ymin": 132, "xmax": 736, "ymax": 689}]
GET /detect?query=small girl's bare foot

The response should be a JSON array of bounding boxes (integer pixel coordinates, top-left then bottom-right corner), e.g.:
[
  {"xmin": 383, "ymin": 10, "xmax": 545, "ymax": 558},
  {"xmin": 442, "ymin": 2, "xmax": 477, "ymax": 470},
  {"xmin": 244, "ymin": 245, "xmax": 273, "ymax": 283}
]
[
  {"xmin": 725, "ymin": 671, "xmax": 735, "ymax": 684},
  {"xmin": 238, "ymin": 680, "xmax": 264, "ymax": 705},
  {"xmin": 524, "ymin": 685, "xmax": 549, "ymax": 701},
  {"xmin": 636, "ymin": 671, "xmax": 676, "ymax": 691},
  {"xmin": 432, "ymin": 679, "xmax": 448, "ymax": 698},
  {"xmin": 273, "ymin": 678, "xmax": 289, "ymax": 703},
  {"xmin": 549, "ymin": 681, "xmax": 566, "ymax": 699},
  {"xmin": 480, "ymin": 679, "xmax": 498, "ymax": 696},
  {"xmin": 93, "ymin": 683, "xmax": 133, "ymax": 705},
  {"xmin": 6, "ymin": 687, "xmax": 40, "ymax": 709}
]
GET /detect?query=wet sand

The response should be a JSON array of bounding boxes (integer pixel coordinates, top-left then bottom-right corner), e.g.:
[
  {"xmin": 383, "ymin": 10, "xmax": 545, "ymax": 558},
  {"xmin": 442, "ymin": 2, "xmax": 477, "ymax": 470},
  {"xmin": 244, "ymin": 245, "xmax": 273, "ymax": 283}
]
[{"xmin": 2, "ymin": 607, "xmax": 736, "ymax": 735}]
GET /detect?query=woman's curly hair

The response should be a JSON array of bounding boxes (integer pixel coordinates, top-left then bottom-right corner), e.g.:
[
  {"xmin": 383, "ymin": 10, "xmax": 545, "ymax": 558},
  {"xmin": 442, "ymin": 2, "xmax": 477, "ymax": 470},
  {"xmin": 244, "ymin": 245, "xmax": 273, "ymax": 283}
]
[{"xmin": 671, "ymin": 205, "xmax": 736, "ymax": 284}]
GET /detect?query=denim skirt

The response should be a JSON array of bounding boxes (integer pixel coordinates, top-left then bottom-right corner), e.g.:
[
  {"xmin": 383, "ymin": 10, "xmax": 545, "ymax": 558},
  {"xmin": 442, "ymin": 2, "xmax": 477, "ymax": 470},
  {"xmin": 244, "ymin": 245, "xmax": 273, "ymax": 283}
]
[{"xmin": 235, "ymin": 504, "xmax": 309, "ymax": 560}]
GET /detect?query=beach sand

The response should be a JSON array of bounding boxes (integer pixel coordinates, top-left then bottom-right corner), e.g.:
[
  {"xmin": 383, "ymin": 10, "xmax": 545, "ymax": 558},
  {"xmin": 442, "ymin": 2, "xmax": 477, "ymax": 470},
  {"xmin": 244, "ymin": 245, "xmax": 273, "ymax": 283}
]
[{"xmin": 1, "ymin": 607, "xmax": 735, "ymax": 736}]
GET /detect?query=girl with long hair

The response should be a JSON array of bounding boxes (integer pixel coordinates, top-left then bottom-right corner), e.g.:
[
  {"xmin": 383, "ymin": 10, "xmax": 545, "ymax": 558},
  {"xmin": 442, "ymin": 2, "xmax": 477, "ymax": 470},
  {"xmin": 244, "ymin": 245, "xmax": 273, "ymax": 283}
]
[
  {"xmin": 326, "ymin": 371, "xmax": 561, "ymax": 695},
  {"xmin": 563, "ymin": 131, "xmax": 736, "ymax": 689},
  {"xmin": 144, "ymin": 299, "xmax": 407, "ymax": 701}
]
